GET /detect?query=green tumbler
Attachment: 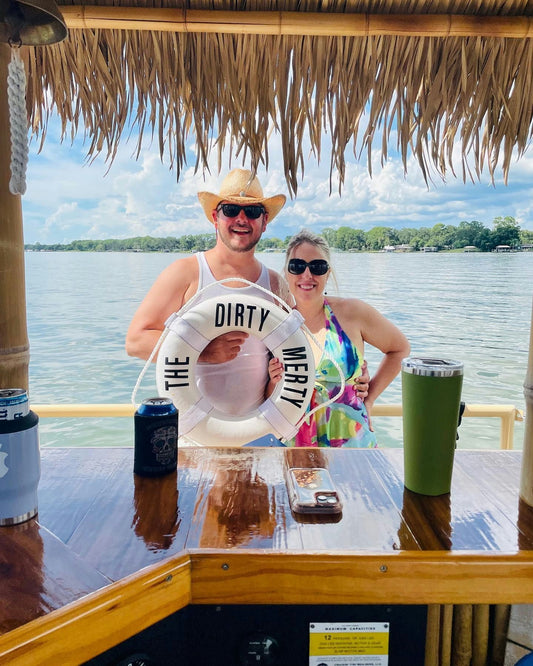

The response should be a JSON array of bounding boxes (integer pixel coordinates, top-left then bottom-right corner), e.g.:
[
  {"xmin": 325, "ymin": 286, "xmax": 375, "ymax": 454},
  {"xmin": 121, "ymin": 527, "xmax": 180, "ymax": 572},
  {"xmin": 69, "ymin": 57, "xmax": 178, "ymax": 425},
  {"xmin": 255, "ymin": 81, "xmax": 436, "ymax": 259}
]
[{"xmin": 402, "ymin": 357, "xmax": 464, "ymax": 495}]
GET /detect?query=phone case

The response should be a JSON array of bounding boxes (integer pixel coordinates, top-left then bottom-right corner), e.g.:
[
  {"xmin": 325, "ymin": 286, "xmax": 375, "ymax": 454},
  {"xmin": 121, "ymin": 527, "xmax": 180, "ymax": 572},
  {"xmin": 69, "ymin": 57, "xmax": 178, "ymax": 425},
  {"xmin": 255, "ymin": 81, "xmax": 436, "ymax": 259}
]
[{"xmin": 286, "ymin": 467, "xmax": 343, "ymax": 514}]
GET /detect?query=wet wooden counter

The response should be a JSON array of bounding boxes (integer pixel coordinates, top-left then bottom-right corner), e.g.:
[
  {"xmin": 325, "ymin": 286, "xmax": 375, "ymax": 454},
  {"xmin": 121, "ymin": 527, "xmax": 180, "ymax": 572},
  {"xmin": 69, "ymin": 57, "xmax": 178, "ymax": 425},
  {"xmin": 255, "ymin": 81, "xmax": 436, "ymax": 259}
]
[{"xmin": 1, "ymin": 447, "xmax": 533, "ymax": 664}]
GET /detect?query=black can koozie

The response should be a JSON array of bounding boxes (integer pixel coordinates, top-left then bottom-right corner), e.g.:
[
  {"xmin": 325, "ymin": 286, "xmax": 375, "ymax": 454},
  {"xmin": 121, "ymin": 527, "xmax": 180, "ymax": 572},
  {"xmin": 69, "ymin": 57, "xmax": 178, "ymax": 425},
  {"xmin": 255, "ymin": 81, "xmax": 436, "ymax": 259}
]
[{"xmin": 134, "ymin": 397, "xmax": 178, "ymax": 476}]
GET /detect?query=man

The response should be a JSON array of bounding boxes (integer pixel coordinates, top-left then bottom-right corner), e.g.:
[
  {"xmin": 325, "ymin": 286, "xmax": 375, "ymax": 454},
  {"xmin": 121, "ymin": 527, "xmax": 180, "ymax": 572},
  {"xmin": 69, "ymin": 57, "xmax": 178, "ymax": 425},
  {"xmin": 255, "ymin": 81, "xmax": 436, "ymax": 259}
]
[
  {"xmin": 126, "ymin": 169, "xmax": 290, "ymax": 415},
  {"xmin": 126, "ymin": 168, "xmax": 369, "ymax": 418}
]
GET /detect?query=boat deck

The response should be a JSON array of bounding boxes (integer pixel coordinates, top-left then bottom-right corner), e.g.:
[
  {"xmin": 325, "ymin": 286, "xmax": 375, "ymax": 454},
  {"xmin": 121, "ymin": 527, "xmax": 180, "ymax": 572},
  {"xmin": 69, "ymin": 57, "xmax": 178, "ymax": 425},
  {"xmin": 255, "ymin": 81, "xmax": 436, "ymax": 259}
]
[{"xmin": 1, "ymin": 447, "xmax": 533, "ymax": 663}]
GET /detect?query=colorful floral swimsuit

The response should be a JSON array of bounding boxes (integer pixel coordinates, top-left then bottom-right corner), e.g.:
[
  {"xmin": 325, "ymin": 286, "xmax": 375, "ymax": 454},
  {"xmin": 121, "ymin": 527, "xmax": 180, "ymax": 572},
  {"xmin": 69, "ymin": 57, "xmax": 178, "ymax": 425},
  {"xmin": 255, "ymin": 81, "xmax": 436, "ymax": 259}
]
[{"xmin": 290, "ymin": 300, "xmax": 377, "ymax": 448}]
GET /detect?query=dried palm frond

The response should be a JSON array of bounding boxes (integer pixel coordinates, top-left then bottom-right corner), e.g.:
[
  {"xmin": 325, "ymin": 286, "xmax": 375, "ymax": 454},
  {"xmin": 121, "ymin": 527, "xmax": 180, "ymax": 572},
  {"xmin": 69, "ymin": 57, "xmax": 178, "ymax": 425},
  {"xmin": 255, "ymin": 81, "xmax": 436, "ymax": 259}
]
[{"xmin": 24, "ymin": 0, "xmax": 533, "ymax": 195}]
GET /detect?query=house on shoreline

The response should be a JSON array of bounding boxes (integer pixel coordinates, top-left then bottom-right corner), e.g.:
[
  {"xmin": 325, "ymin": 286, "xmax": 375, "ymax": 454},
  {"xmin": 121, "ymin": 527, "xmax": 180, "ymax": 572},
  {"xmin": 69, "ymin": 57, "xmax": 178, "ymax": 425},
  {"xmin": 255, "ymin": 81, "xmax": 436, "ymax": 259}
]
[{"xmin": 382, "ymin": 244, "xmax": 414, "ymax": 253}]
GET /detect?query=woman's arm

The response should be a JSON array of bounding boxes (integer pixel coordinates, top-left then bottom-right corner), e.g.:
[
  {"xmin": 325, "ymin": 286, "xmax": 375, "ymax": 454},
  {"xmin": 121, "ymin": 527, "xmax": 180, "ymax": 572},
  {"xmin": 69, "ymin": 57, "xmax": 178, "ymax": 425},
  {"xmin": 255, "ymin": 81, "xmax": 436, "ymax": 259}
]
[
  {"xmin": 357, "ymin": 302, "xmax": 410, "ymax": 410},
  {"xmin": 332, "ymin": 297, "xmax": 410, "ymax": 410}
]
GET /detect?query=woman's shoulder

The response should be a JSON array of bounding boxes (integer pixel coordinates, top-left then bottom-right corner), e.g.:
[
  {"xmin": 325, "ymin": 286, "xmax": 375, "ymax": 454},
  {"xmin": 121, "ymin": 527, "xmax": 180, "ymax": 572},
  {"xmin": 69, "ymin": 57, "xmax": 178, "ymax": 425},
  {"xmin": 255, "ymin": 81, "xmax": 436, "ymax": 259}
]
[{"xmin": 326, "ymin": 295, "xmax": 367, "ymax": 316}]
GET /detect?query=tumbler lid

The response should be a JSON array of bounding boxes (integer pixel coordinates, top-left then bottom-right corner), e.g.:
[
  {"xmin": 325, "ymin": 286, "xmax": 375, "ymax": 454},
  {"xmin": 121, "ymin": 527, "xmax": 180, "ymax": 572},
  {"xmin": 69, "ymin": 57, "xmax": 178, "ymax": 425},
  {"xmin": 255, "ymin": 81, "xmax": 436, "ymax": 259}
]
[{"xmin": 401, "ymin": 357, "xmax": 463, "ymax": 377}]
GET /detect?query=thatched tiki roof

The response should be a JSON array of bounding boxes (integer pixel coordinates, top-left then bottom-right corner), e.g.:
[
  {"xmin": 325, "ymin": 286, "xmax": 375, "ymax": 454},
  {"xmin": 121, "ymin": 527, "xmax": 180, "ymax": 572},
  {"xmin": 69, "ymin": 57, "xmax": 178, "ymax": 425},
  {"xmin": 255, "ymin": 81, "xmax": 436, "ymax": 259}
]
[
  {"xmin": 1, "ymin": 1, "xmax": 532, "ymax": 391},
  {"xmin": 24, "ymin": 0, "xmax": 533, "ymax": 195}
]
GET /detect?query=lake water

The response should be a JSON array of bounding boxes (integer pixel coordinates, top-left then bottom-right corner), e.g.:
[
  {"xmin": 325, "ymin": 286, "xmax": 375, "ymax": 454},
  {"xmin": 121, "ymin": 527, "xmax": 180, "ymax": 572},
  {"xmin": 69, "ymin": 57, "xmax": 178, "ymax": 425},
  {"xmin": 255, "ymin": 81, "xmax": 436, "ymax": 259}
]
[{"xmin": 24, "ymin": 250, "xmax": 533, "ymax": 450}]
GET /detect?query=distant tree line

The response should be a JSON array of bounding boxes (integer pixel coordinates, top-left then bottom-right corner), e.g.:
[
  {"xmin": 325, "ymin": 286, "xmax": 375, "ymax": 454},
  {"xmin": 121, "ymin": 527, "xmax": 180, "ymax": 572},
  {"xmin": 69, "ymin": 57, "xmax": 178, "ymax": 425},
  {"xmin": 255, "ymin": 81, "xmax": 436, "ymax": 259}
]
[
  {"xmin": 25, "ymin": 234, "xmax": 217, "ymax": 253},
  {"xmin": 25, "ymin": 217, "xmax": 533, "ymax": 253},
  {"xmin": 319, "ymin": 217, "xmax": 533, "ymax": 252}
]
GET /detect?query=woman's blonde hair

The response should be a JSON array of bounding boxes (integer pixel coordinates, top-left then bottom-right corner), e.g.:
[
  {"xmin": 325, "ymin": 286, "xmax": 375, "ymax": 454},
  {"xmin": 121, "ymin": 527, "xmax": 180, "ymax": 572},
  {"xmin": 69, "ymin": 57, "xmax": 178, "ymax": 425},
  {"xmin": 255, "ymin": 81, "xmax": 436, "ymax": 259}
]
[{"xmin": 284, "ymin": 229, "xmax": 331, "ymax": 267}]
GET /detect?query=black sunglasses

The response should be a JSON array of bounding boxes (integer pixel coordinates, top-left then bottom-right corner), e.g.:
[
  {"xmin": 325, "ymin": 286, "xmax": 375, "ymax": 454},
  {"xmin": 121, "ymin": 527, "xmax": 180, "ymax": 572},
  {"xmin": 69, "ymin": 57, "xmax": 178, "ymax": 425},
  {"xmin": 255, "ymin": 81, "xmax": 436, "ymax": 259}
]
[
  {"xmin": 288, "ymin": 258, "xmax": 329, "ymax": 276},
  {"xmin": 216, "ymin": 203, "xmax": 266, "ymax": 220}
]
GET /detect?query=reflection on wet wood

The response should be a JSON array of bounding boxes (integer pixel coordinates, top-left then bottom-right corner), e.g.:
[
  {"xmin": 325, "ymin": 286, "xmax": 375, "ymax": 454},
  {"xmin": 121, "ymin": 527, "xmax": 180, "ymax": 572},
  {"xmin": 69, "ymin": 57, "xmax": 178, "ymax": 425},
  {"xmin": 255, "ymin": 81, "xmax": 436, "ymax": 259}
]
[
  {"xmin": 185, "ymin": 447, "xmax": 288, "ymax": 549},
  {"xmin": 0, "ymin": 552, "xmax": 191, "ymax": 666},
  {"xmin": 517, "ymin": 498, "xmax": 533, "ymax": 549},
  {"xmin": 39, "ymin": 449, "xmax": 199, "ymax": 579},
  {"xmin": 34, "ymin": 447, "xmax": 532, "ymax": 567},
  {"xmin": 400, "ymin": 489, "xmax": 452, "ymax": 550},
  {"xmin": 386, "ymin": 448, "xmax": 524, "ymax": 552},
  {"xmin": 1, "ymin": 446, "xmax": 532, "ymax": 651},
  {"xmin": 285, "ymin": 447, "xmax": 328, "ymax": 469},
  {"xmin": 37, "ymin": 447, "xmax": 129, "ymax": 543},
  {"xmin": 0, "ymin": 519, "xmax": 108, "ymax": 633},
  {"xmin": 132, "ymin": 471, "xmax": 179, "ymax": 550}
]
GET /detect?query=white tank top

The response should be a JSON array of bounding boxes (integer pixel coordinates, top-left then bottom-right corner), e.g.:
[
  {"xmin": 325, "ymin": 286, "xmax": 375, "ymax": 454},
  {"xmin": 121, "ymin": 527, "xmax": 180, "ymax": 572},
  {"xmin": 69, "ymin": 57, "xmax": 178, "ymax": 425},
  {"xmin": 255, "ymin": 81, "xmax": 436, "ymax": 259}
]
[{"xmin": 194, "ymin": 252, "xmax": 274, "ymax": 417}]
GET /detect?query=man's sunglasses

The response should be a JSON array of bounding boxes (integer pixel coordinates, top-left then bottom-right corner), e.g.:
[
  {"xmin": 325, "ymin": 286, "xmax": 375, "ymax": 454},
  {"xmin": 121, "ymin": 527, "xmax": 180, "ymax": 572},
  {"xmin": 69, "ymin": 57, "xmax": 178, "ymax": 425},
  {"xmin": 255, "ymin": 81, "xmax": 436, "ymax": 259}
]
[
  {"xmin": 216, "ymin": 203, "xmax": 266, "ymax": 220},
  {"xmin": 287, "ymin": 258, "xmax": 330, "ymax": 276}
]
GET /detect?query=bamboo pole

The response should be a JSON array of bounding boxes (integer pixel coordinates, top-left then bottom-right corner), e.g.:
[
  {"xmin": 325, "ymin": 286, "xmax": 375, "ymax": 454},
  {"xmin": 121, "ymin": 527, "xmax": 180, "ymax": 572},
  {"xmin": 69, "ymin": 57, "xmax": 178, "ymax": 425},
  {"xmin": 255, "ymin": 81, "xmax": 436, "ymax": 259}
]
[
  {"xmin": 424, "ymin": 604, "xmax": 441, "ymax": 666},
  {"xmin": 440, "ymin": 605, "xmax": 453, "ymax": 666},
  {"xmin": 0, "ymin": 44, "xmax": 29, "ymax": 392},
  {"xmin": 520, "ymin": 297, "xmax": 533, "ymax": 505},
  {"xmin": 452, "ymin": 605, "xmax": 473, "ymax": 666},
  {"xmin": 60, "ymin": 7, "xmax": 533, "ymax": 39},
  {"xmin": 491, "ymin": 604, "xmax": 511, "ymax": 665},
  {"xmin": 471, "ymin": 605, "xmax": 489, "ymax": 666}
]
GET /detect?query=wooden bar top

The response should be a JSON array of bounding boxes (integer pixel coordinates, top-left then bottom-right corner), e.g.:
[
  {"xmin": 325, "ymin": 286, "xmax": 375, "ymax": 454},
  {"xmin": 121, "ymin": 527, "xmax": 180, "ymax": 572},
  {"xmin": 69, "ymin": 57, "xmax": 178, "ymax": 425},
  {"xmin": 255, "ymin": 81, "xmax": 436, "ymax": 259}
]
[
  {"xmin": 1, "ymin": 446, "xmax": 533, "ymax": 664},
  {"xmin": 36, "ymin": 447, "xmax": 533, "ymax": 566}
]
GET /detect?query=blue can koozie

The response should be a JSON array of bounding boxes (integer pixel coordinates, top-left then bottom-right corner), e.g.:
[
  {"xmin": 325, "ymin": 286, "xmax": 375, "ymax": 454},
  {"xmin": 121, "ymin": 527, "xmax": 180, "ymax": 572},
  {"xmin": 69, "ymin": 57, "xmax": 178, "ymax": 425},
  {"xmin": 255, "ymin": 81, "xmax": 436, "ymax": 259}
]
[{"xmin": 134, "ymin": 397, "xmax": 178, "ymax": 477}]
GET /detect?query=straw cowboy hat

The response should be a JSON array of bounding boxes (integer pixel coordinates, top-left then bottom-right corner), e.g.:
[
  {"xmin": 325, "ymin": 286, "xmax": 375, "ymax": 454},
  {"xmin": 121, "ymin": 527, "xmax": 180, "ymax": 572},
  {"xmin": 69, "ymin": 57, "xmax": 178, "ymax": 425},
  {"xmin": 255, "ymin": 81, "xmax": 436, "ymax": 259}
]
[{"xmin": 198, "ymin": 169, "xmax": 286, "ymax": 223}]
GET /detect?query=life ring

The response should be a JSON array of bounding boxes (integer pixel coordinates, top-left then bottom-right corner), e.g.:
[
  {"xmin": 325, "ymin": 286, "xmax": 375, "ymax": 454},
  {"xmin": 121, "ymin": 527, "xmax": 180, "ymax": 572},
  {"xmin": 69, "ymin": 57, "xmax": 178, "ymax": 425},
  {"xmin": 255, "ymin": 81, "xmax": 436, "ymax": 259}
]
[{"xmin": 156, "ymin": 293, "xmax": 315, "ymax": 446}]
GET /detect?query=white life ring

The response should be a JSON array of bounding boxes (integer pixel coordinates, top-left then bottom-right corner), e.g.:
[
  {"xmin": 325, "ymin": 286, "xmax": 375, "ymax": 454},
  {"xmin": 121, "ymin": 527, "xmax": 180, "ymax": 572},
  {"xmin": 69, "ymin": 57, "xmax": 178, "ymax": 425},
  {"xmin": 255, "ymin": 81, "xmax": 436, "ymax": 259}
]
[{"xmin": 156, "ymin": 293, "xmax": 315, "ymax": 446}]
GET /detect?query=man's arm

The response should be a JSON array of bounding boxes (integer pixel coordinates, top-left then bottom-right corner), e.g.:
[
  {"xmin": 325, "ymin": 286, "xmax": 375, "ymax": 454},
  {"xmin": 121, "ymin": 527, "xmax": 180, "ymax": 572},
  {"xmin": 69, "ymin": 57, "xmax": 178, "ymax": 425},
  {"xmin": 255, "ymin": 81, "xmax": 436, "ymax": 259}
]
[
  {"xmin": 126, "ymin": 255, "xmax": 250, "ymax": 364},
  {"xmin": 126, "ymin": 257, "xmax": 196, "ymax": 360}
]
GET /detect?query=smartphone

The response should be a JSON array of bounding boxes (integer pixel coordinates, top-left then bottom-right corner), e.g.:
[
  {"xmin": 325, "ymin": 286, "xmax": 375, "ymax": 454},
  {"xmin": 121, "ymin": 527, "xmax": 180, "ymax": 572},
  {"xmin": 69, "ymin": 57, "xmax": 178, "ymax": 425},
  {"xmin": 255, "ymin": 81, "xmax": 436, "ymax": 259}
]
[{"xmin": 286, "ymin": 467, "xmax": 342, "ymax": 515}]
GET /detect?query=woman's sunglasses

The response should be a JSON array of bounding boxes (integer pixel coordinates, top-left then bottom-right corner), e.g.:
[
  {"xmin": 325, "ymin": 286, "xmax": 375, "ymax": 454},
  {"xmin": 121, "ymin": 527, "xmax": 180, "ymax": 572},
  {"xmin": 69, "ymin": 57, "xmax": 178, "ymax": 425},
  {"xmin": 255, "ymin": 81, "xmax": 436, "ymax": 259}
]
[
  {"xmin": 287, "ymin": 258, "xmax": 329, "ymax": 276},
  {"xmin": 216, "ymin": 203, "xmax": 266, "ymax": 220}
]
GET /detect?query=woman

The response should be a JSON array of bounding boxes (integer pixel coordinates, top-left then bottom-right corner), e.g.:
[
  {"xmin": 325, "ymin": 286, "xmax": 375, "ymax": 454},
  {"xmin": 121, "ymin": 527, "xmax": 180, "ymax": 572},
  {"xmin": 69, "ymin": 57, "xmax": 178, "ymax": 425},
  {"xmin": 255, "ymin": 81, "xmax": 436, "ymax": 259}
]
[{"xmin": 268, "ymin": 229, "xmax": 410, "ymax": 447}]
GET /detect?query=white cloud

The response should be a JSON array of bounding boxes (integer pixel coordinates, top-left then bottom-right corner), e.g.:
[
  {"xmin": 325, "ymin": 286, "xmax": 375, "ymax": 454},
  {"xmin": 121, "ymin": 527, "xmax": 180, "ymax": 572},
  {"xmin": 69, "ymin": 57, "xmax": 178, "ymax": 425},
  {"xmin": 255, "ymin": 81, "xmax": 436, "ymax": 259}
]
[{"xmin": 20, "ymin": 114, "xmax": 533, "ymax": 244}]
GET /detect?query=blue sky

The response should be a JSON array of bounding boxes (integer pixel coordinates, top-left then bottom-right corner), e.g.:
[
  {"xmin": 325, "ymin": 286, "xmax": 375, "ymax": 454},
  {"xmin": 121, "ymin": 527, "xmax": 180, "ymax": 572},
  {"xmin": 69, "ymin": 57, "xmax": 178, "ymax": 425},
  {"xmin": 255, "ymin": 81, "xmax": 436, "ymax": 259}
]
[{"xmin": 21, "ymin": 116, "xmax": 533, "ymax": 245}]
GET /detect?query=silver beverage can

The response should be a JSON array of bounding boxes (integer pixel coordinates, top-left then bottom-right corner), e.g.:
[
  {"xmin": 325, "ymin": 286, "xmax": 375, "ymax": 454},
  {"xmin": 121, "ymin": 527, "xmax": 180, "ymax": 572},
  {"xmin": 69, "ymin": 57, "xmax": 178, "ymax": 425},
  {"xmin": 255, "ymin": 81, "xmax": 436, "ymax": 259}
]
[
  {"xmin": 0, "ymin": 388, "xmax": 29, "ymax": 420},
  {"xmin": 134, "ymin": 397, "xmax": 178, "ymax": 477},
  {"xmin": 0, "ymin": 389, "xmax": 41, "ymax": 526}
]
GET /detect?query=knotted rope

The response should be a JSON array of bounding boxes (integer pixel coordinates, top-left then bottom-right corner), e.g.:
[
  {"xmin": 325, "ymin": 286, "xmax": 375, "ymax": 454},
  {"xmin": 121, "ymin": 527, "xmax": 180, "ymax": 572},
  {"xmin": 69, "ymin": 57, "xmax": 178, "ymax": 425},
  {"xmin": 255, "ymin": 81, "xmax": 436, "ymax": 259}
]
[{"xmin": 7, "ymin": 48, "xmax": 28, "ymax": 195}]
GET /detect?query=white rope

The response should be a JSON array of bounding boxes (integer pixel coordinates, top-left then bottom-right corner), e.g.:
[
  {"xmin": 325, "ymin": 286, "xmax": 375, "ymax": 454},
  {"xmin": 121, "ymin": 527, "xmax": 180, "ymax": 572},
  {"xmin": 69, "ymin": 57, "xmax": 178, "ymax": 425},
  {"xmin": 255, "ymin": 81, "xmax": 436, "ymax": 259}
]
[
  {"xmin": 131, "ymin": 278, "xmax": 347, "ymax": 440},
  {"xmin": 131, "ymin": 327, "xmax": 169, "ymax": 407},
  {"xmin": 7, "ymin": 49, "xmax": 29, "ymax": 196}
]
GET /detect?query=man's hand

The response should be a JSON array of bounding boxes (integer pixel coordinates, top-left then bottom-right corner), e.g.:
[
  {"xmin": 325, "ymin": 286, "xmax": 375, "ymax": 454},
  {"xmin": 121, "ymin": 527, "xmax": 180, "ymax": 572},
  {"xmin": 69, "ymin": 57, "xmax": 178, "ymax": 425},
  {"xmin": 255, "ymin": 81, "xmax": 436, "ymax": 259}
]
[
  {"xmin": 356, "ymin": 360, "xmax": 370, "ymax": 399},
  {"xmin": 198, "ymin": 331, "xmax": 249, "ymax": 364}
]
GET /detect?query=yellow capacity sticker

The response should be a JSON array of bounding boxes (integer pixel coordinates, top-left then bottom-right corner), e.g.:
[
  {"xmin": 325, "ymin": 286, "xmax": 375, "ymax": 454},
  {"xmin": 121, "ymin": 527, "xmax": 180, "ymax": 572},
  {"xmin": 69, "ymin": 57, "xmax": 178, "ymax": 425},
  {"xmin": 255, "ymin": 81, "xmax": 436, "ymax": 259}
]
[{"xmin": 309, "ymin": 622, "xmax": 389, "ymax": 666}]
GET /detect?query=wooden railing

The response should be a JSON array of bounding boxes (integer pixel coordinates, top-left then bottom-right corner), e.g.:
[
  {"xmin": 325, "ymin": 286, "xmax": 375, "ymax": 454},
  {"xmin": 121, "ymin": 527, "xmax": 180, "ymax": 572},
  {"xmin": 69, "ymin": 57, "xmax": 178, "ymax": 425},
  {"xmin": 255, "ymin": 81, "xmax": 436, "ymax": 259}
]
[{"xmin": 31, "ymin": 403, "xmax": 524, "ymax": 450}]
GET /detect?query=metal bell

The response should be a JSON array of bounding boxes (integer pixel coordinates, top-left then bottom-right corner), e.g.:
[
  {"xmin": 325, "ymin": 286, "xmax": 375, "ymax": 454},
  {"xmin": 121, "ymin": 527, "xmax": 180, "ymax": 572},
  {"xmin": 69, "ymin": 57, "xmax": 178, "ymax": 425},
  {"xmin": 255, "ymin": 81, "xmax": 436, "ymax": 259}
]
[{"xmin": 0, "ymin": 0, "xmax": 67, "ymax": 46}]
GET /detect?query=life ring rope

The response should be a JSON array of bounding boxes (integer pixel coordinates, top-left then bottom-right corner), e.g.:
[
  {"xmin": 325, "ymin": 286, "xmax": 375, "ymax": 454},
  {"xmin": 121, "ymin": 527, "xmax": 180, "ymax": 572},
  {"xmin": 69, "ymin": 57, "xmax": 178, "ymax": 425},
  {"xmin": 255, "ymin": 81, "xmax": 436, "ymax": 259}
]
[
  {"xmin": 131, "ymin": 278, "xmax": 347, "ymax": 443},
  {"xmin": 180, "ymin": 275, "xmax": 294, "ymax": 316}
]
